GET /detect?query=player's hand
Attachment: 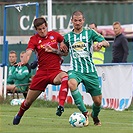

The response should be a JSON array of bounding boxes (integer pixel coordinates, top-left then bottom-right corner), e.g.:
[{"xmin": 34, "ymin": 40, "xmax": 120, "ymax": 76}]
[
  {"xmin": 93, "ymin": 43, "xmax": 102, "ymax": 51},
  {"xmin": 45, "ymin": 45, "xmax": 53, "ymax": 52},
  {"xmin": 60, "ymin": 42, "xmax": 68, "ymax": 53},
  {"xmin": 16, "ymin": 62, "xmax": 25, "ymax": 66}
]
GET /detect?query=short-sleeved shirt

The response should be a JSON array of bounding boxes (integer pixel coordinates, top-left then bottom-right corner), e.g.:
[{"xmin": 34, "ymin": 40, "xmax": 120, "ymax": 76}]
[
  {"xmin": 64, "ymin": 28, "xmax": 105, "ymax": 73},
  {"xmin": 27, "ymin": 31, "xmax": 64, "ymax": 90},
  {"xmin": 27, "ymin": 31, "xmax": 64, "ymax": 70}
]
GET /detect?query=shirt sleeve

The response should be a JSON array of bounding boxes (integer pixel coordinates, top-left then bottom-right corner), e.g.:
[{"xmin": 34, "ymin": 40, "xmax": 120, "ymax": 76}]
[
  {"xmin": 55, "ymin": 31, "xmax": 64, "ymax": 43},
  {"xmin": 91, "ymin": 29, "xmax": 105, "ymax": 42},
  {"xmin": 27, "ymin": 36, "xmax": 36, "ymax": 51}
]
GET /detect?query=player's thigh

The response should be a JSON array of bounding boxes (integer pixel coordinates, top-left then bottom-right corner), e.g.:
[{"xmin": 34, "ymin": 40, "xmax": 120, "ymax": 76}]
[
  {"xmin": 68, "ymin": 70, "xmax": 81, "ymax": 91},
  {"xmin": 53, "ymin": 71, "xmax": 68, "ymax": 84},
  {"xmin": 84, "ymin": 72, "xmax": 101, "ymax": 96},
  {"xmin": 26, "ymin": 89, "xmax": 42, "ymax": 105}
]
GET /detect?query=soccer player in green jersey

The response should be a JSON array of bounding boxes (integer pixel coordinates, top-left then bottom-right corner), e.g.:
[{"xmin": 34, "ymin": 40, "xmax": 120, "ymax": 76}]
[{"xmin": 60, "ymin": 11, "xmax": 109, "ymax": 126}]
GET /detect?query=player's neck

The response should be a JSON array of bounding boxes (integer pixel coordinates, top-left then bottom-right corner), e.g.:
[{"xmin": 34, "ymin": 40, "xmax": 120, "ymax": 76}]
[{"xmin": 73, "ymin": 28, "xmax": 83, "ymax": 34}]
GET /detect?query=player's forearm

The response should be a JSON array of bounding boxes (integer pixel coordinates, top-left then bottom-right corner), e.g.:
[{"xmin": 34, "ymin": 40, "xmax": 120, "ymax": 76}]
[
  {"xmin": 93, "ymin": 40, "xmax": 110, "ymax": 51},
  {"xmin": 52, "ymin": 48, "xmax": 68, "ymax": 56},
  {"xmin": 22, "ymin": 50, "xmax": 32, "ymax": 64},
  {"xmin": 100, "ymin": 40, "xmax": 110, "ymax": 47}
]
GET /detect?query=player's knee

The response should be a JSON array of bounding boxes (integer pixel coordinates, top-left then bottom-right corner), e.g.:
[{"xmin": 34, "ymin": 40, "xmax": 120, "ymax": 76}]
[
  {"xmin": 94, "ymin": 101, "xmax": 101, "ymax": 106},
  {"xmin": 68, "ymin": 80, "xmax": 77, "ymax": 91},
  {"xmin": 93, "ymin": 98, "xmax": 102, "ymax": 106}
]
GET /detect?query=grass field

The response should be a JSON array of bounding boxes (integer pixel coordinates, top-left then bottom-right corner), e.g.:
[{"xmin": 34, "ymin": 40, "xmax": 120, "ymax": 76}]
[{"xmin": 0, "ymin": 100, "xmax": 133, "ymax": 133}]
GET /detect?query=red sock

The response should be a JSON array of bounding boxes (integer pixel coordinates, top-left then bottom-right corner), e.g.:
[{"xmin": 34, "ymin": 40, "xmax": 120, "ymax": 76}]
[
  {"xmin": 18, "ymin": 100, "xmax": 30, "ymax": 117},
  {"xmin": 58, "ymin": 76, "xmax": 68, "ymax": 106}
]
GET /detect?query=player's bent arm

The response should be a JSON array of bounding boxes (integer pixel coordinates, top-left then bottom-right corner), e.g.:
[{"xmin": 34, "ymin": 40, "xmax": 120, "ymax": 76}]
[
  {"xmin": 99, "ymin": 40, "xmax": 110, "ymax": 47},
  {"xmin": 52, "ymin": 48, "xmax": 68, "ymax": 56},
  {"xmin": 21, "ymin": 49, "xmax": 32, "ymax": 65},
  {"xmin": 93, "ymin": 40, "xmax": 109, "ymax": 51},
  {"xmin": 17, "ymin": 50, "xmax": 32, "ymax": 66},
  {"xmin": 45, "ymin": 45, "xmax": 68, "ymax": 56},
  {"xmin": 93, "ymin": 44, "xmax": 101, "ymax": 51}
]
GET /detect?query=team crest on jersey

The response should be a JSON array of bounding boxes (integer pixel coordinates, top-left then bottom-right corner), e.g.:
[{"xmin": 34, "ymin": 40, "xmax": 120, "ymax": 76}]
[
  {"xmin": 82, "ymin": 36, "xmax": 86, "ymax": 39},
  {"xmin": 49, "ymin": 36, "xmax": 54, "ymax": 39},
  {"xmin": 72, "ymin": 41, "xmax": 86, "ymax": 51}
]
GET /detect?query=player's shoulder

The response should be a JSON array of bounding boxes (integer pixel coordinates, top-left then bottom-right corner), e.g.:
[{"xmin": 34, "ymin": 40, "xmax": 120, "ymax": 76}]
[
  {"xmin": 48, "ymin": 30, "xmax": 56, "ymax": 34},
  {"xmin": 30, "ymin": 34, "xmax": 39, "ymax": 40},
  {"xmin": 83, "ymin": 27, "xmax": 93, "ymax": 34},
  {"xmin": 28, "ymin": 34, "xmax": 41, "ymax": 46},
  {"xmin": 48, "ymin": 30, "xmax": 60, "ymax": 35},
  {"xmin": 83, "ymin": 27, "xmax": 91, "ymax": 31},
  {"xmin": 48, "ymin": 30, "xmax": 63, "ymax": 37},
  {"xmin": 87, "ymin": 28, "xmax": 101, "ymax": 36}
]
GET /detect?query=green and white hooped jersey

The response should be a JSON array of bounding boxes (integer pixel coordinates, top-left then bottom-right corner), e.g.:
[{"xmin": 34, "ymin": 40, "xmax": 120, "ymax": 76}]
[{"xmin": 64, "ymin": 28, "xmax": 105, "ymax": 73}]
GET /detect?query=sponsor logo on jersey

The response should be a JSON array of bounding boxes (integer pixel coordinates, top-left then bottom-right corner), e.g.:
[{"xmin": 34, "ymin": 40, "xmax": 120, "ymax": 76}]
[{"xmin": 72, "ymin": 41, "xmax": 86, "ymax": 51}]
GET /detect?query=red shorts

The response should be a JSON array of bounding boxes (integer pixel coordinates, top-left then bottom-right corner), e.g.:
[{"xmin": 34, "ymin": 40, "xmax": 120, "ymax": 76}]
[{"xmin": 30, "ymin": 69, "xmax": 62, "ymax": 91}]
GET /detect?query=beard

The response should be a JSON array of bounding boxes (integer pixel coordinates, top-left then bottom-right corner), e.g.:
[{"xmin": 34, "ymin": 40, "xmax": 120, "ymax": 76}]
[{"xmin": 75, "ymin": 25, "xmax": 82, "ymax": 30}]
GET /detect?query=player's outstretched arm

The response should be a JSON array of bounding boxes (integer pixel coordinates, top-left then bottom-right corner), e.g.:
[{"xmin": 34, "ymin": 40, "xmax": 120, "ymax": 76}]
[
  {"xmin": 93, "ymin": 40, "xmax": 110, "ymax": 51},
  {"xmin": 17, "ymin": 49, "xmax": 32, "ymax": 66},
  {"xmin": 100, "ymin": 40, "xmax": 110, "ymax": 47}
]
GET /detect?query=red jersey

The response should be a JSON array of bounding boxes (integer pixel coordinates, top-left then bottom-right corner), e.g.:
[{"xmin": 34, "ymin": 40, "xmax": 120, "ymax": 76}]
[{"xmin": 27, "ymin": 31, "xmax": 64, "ymax": 70}]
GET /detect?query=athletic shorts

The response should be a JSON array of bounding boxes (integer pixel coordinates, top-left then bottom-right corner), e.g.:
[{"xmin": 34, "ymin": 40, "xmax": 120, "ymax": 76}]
[
  {"xmin": 68, "ymin": 70, "xmax": 101, "ymax": 96},
  {"xmin": 30, "ymin": 69, "xmax": 62, "ymax": 91}
]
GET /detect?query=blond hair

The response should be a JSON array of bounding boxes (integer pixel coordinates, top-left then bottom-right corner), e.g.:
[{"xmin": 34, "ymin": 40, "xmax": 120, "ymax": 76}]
[
  {"xmin": 9, "ymin": 50, "xmax": 17, "ymax": 55},
  {"xmin": 113, "ymin": 21, "xmax": 121, "ymax": 26},
  {"xmin": 20, "ymin": 51, "xmax": 26, "ymax": 55}
]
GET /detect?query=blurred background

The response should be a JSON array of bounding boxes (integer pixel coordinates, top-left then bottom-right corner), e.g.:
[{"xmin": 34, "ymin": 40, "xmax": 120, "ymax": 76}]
[{"xmin": 0, "ymin": 0, "xmax": 133, "ymax": 64}]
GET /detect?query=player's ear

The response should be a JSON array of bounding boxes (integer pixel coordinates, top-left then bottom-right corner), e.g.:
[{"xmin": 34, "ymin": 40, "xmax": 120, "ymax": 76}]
[
  {"xmin": 71, "ymin": 17, "xmax": 73, "ymax": 23},
  {"xmin": 83, "ymin": 17, "xmax": 85, "ymax": 22}
]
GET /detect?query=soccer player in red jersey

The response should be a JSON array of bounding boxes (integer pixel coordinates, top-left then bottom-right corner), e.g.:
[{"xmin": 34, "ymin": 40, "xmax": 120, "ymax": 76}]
[{"xmin": 13, "ymin": 17, "xmax": 68, "ymax": 125}]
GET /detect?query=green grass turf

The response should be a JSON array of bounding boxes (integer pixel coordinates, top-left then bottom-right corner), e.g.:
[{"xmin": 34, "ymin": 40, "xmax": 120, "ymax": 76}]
[{"xmin": 0, "ymin": 103, "xmax": 133, "ymax": 133}]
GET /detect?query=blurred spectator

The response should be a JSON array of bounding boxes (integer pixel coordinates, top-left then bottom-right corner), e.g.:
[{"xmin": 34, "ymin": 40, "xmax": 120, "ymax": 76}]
[
  {"xmin": 7, "ymin": 50, "xmax": 17, "ymax": 84},
  {"xmin": 112, "ymin": 21, "xmax": 129, "ymax": 63},
  {"xmin": 89, "ymin": 23, "xmax": 110, "ymax": 64},
  {"xmin": 5, "ymin": 51, "xmax": 31, "ymax": 94}
]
